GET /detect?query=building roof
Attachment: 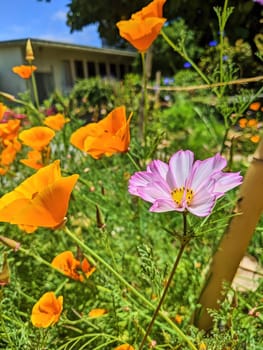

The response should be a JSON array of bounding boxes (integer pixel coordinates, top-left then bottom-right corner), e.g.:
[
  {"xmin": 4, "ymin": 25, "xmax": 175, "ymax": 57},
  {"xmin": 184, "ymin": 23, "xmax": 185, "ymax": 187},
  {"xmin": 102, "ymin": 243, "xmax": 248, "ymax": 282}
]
[{"xmin": 0, "ymin": 38, "xmax": 137, "ymax": 58}]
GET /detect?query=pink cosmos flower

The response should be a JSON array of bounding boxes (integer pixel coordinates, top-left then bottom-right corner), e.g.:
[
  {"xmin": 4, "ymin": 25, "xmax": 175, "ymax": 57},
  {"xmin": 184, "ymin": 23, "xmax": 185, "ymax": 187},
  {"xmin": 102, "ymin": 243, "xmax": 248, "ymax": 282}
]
[{"xmin": 128, "ymin": 150, "xmax": 242, "ymax": 217}]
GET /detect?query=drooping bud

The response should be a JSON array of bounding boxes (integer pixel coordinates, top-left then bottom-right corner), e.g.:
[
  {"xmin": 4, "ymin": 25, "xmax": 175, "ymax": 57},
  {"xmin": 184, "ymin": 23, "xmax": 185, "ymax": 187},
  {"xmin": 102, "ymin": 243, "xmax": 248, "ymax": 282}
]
[
  {"xmin": 0, "ymin": 235, "xmax": 21, "ymax": 251},
  {"xmin": 0, "ymin": 253, "xmax": 10, "ymax": 286},
  {"xmin": 95, "ymin": 205, "xmax": 105, "ymax": 229},
  {"xmin": 25, "ymin": 39, "xmax": 34, "ymax": 62},
  {"xmin": 0, "ymin": 91, "xmax": 16, "ymax": 101}
]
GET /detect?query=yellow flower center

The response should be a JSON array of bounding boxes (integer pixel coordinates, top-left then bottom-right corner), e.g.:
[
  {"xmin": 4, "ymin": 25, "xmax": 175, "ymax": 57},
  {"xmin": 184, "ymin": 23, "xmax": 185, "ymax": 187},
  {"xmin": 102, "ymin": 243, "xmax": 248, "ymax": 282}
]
[{"xmin": 171, "ymin": 187, "xmax": 194, "ymax": 207}]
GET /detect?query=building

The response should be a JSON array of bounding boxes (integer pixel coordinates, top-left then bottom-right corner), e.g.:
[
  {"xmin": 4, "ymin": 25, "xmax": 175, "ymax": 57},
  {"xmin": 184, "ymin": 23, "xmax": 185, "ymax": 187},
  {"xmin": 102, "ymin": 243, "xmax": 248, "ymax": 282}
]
[{"xmin": 0, "ymin": 38, "xmax": 136, "ymax": 102}]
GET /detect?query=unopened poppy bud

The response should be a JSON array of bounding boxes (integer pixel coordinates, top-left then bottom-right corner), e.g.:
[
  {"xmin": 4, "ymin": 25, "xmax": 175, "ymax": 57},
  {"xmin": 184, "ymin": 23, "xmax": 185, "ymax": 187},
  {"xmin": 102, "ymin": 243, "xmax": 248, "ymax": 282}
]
[
  {"xmin": 0, "ymin": 91, "xmax": 16, "ymax": 101},
  {"xmin": 95, "ymin": 205, "xmax": 105, "ymax": 229},
  {"xmin": 0, "ymin": 235, "xmax": 20, "ymax": 251},
  {"xmin": 25, "ymin": 39, "xmax": 34, "ymax": 62},
  {"xmin": 0, "ymin": 253, "xmax": 10, "ymax": 286}
]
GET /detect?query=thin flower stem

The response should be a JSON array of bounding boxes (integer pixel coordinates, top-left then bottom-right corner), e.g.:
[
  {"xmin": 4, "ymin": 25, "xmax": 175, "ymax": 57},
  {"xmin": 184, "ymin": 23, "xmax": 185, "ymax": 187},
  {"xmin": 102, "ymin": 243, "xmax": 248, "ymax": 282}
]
[
  {"xmin": 138, "ymin": 237, "xmax": 190, "ymax": 350},
  {"xmin": 160, "ymin": 30, "xmax": 212, "ymax": 89},
  {"xmin": 127, "ymin": 151, "xmax": 141, "ymax": 171},
  {"xmin": 31, "ymin": 68, "xmax": 40, "ymax": 110},
  {"xmin": 64, "ymin": 226, "xmax": 197, "ymax": 350},
  {"xmin": 138, "ymin": 52, "xmax": 148, "ymax": 143}
]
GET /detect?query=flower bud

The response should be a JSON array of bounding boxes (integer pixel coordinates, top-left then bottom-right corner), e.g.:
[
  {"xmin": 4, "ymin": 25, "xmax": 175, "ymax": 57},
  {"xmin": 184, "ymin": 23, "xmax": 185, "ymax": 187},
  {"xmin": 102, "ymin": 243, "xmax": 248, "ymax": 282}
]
[
  {"xmin": 0, "ymin": 235, "xmax": 21, "ymax": 251},
  {"xmin": 25, "ymin": 39, "xmax": 34, "ymax": 62}
]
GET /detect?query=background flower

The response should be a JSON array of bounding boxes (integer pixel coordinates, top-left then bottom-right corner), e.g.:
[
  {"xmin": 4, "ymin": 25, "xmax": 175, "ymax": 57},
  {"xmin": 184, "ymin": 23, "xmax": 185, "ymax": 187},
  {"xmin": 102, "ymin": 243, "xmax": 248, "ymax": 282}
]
[
  {"xmin": 12, "ymin": 65, "xmax": 37, "ymax": 79},
  {"xmin": 31, "ymin": 291, "xmax": 63, "ymax": 328},
  {"xmin": 0, "ymin": 160, "xmax": 79, "ymax": 229},
  {"xmin": 70, "ymin": 106, "xmax": 132, "ymax": 159},
  {"xmin": 129, "ymin": 150, "xmax": 242, "ymax": 217}
]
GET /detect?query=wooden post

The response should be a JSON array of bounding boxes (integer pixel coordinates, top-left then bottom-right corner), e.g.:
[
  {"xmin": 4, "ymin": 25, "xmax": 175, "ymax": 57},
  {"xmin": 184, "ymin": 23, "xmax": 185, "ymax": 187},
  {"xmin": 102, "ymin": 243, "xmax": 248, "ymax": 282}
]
[{"xmin": 193, "ymin": 139, "xmax": 263, "ymax": 330}]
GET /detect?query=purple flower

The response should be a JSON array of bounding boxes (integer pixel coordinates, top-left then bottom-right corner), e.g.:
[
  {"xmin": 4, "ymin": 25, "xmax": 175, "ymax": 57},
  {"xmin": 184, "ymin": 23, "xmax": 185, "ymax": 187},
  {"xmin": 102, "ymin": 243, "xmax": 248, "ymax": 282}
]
[
  {"xmin": 209, "ymin": 40, "xmax": 218, "ymax": 47},
  {"xmin": 253, "ymin": 0, "xmax": 263, "ymax": 5},
  {"xmin": 128, "ymin": 150, "xmax": 242, "ymax": 217},
  {"xmin": 183, "ymin": 62, "xmax": 191, "ymax": 69}
]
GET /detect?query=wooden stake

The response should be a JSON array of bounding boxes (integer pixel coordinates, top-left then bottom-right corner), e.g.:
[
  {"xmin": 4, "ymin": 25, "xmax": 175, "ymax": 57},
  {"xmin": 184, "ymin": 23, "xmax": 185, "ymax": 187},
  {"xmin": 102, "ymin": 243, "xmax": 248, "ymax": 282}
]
[{"xmin": 193, "ymin": 139, "xmax": 263, "ymax": 330}]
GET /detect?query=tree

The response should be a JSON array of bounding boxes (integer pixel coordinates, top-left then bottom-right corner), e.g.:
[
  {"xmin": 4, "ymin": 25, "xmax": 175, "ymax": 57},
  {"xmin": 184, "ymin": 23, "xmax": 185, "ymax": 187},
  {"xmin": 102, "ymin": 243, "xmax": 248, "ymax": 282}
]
[{"xmin": 64, "ymin": 0, "xmax": 262, "ymax": 51}]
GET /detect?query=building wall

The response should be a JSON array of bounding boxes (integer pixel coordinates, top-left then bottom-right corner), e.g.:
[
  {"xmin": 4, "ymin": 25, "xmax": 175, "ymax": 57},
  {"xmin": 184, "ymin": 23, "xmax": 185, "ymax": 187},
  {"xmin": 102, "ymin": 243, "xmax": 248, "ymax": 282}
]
[
  {"xmin": 0, "ymin": 41, "xmax": 135, "ymax": 102},
  {"xmin": 0, "ymin": 47, "xmax": 27, "ymax": 95},
  {"xmin": 32, "ymin": 44, "xmax": 134, "ymax": 99}
]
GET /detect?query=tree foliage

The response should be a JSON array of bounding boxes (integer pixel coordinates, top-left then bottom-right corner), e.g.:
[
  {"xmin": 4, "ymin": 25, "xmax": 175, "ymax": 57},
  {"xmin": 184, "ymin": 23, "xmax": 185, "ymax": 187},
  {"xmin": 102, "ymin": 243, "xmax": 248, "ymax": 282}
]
[{"xmin": 64, "ymin": 0, "xmax": 262, "ymax": 50}]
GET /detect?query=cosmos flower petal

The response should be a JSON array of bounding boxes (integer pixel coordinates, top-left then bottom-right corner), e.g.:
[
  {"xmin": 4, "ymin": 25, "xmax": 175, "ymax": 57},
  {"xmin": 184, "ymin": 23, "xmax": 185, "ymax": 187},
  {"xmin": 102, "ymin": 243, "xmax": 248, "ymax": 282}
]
[
  {"xmin": 146, "ymin": 159, "xmax": 169, "ymax": 180},
  {"xmin": 213, "ymin": 172, "xmax": 243, "ymax": 198},
  {"xmin": 167, "ymin": 150, "xmax": 194, "ymax": 188},
  {"xmin": 128, "ymin": 171, "xmax": 154, "ymax": 195},
  {"xmin": 189, "ymin": 153, "xmax": 227, "ymax": 191},
  {"xmin": 150, "ymin": 198, "xmax": 177, "ymax": 212},
  {"xmin": 137, "ymin": 180, "xmax": 171, "ymax": 202},
  {"xmin": 188, "ymin": 190, "xmax": 216, "ymax": 217}
]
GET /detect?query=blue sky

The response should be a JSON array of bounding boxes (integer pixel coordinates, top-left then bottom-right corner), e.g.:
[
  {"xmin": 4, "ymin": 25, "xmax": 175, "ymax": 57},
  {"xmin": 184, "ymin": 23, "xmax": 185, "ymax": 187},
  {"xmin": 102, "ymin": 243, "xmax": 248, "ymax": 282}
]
[{"xmin": 1, "ymin": 0, "xmax": 101, "ymax": 47}]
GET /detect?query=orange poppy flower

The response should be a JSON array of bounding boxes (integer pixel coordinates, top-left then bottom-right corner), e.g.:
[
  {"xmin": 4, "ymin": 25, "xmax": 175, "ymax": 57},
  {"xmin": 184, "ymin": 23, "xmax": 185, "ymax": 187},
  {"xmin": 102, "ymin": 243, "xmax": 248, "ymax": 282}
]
[
  {"xmin": 0, "ymin": 140, "xmax": 21, "ymax": 166},
  {"xmin": 20, "ymin": 150, "xmax": 43, "ymax": 170},
  {"xmin": 88, "ymin": 308, "xmax": 108, "ymax": 317},
  {"xmin": 250, "ymin": 135, "xmax": 260, "ymax": 143},
  {"xmin": 117, "ymin": 17, "xmax": 166, "ymax": 52},
  {"xmin": 70, "ymin": 106, "xmax": 132, "ymax": 159},
  {"xmin": 114, "ymin": 344, "xmax": 135, "ymax": 350},
  {"xmin": 19, "ymin": 126, "xmax": 55, "ymax": 151},
  {"xmin": 0, "ymin": 160, "xmax": 79, "ymax": 229},
  {"xmin": 31, "ymin": 291, "xmax": 63, "ymax": 328},
  {"xmin": 238, "ymin": 118, "xmax": 248, "ymax": 129},
  {"xmin": 116, "ymin": 0, "xmax": 166, "ymax": 52},
  {"xmin": 132, "ymin": 0, "xmax": 166, "ymax": 19},
  {"xmin": 43, "ymin": 113, "xmax": 70, "ymax": 131},
  {"xmin": 249, "ymin": 101, "xmax": 261, "ymax": 112},
  {"xmin": 0, "ymin": 102, "xmax": 7, "ymax": 121},
  {"xmin": 12, "ymin": 65, "xmax": 37, "ymax": 79},
  {"xmin": 51, "ymin": 251, "xmax": 96, "ymax": 281},
  {"xmin": 0, "ymin": 119, "xmax": 21, "ymax": 141}
]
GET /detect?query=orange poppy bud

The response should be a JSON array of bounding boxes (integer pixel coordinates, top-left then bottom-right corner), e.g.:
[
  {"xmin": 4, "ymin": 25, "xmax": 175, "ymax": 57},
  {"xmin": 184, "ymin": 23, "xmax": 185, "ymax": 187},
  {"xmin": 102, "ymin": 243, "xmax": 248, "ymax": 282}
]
[
  {"xmin": 12, "ymin": 65, "xmax": 37, "ymax": 79},
  {"xmin": 70, "ymin": 106, "xmax": 132, "ymax": 159},
  {"xmin": 31, "ymin": 291, "xmax": 63, "ymax": 328},
  {"xmin": 0, "ymin": 160, "xmax": 79, "ymax": 229}
]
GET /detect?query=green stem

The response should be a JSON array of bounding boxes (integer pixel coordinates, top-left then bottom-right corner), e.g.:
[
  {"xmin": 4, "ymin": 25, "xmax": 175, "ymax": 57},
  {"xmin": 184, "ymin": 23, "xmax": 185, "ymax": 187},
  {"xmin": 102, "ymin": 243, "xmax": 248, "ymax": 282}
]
[
  {"xmin": 63, "ymin": 226, "xmax": 197, "ymax": 350},
  {"xmin": 126, "ymin": 151, "xmax": 141, "ymax": 171},
  {"xmin": 161, "ymin": 30, "xmax": 212, "ymax": 88},
  {"xmin": 138, "ymin": 52, "xmax": 148, "ymax": 143},
  {"xmin": 31, "ymin": 68, "xmax": 40, "ymax": 110},
  {"xmin": 138, "ymin": 213, "xmax": 191, "ymax": 350}
]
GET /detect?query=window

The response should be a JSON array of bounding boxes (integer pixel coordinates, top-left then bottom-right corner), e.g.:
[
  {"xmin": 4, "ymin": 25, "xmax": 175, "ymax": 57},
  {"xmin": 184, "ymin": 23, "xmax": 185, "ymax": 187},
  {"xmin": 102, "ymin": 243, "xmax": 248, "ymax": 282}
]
[
  {"xmin": 74, "ymin": 60, "xmax": 84, "ymax": 79},
  {"xmin": 99, "ymin": 62, "xmax": 106, "ymax": 77},
  {"xmin": 35, "ymin": 72, "xmax": 54, "ymax": 103},
  {"xmin": 87, "ymin": 61, "xmax": 96, "ymax": 77},
  {"xmin": 119, "ymin": 64, "xmax": 125, "ymax": 79},
  {"xmin": 62, "ymin": 60, "xmax": 73, "ymax": 90},
  {"xmin": 109, "ymin": 63, "xmax": 117, "ymax": 78}
]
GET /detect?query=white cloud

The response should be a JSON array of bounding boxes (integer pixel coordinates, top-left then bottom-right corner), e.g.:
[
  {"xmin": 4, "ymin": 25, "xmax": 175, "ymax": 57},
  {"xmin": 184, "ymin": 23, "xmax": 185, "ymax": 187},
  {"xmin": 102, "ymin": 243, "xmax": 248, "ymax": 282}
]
[{"xmin": 52, "ymin": 10, "xmax": 67, "ymax": 21}]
